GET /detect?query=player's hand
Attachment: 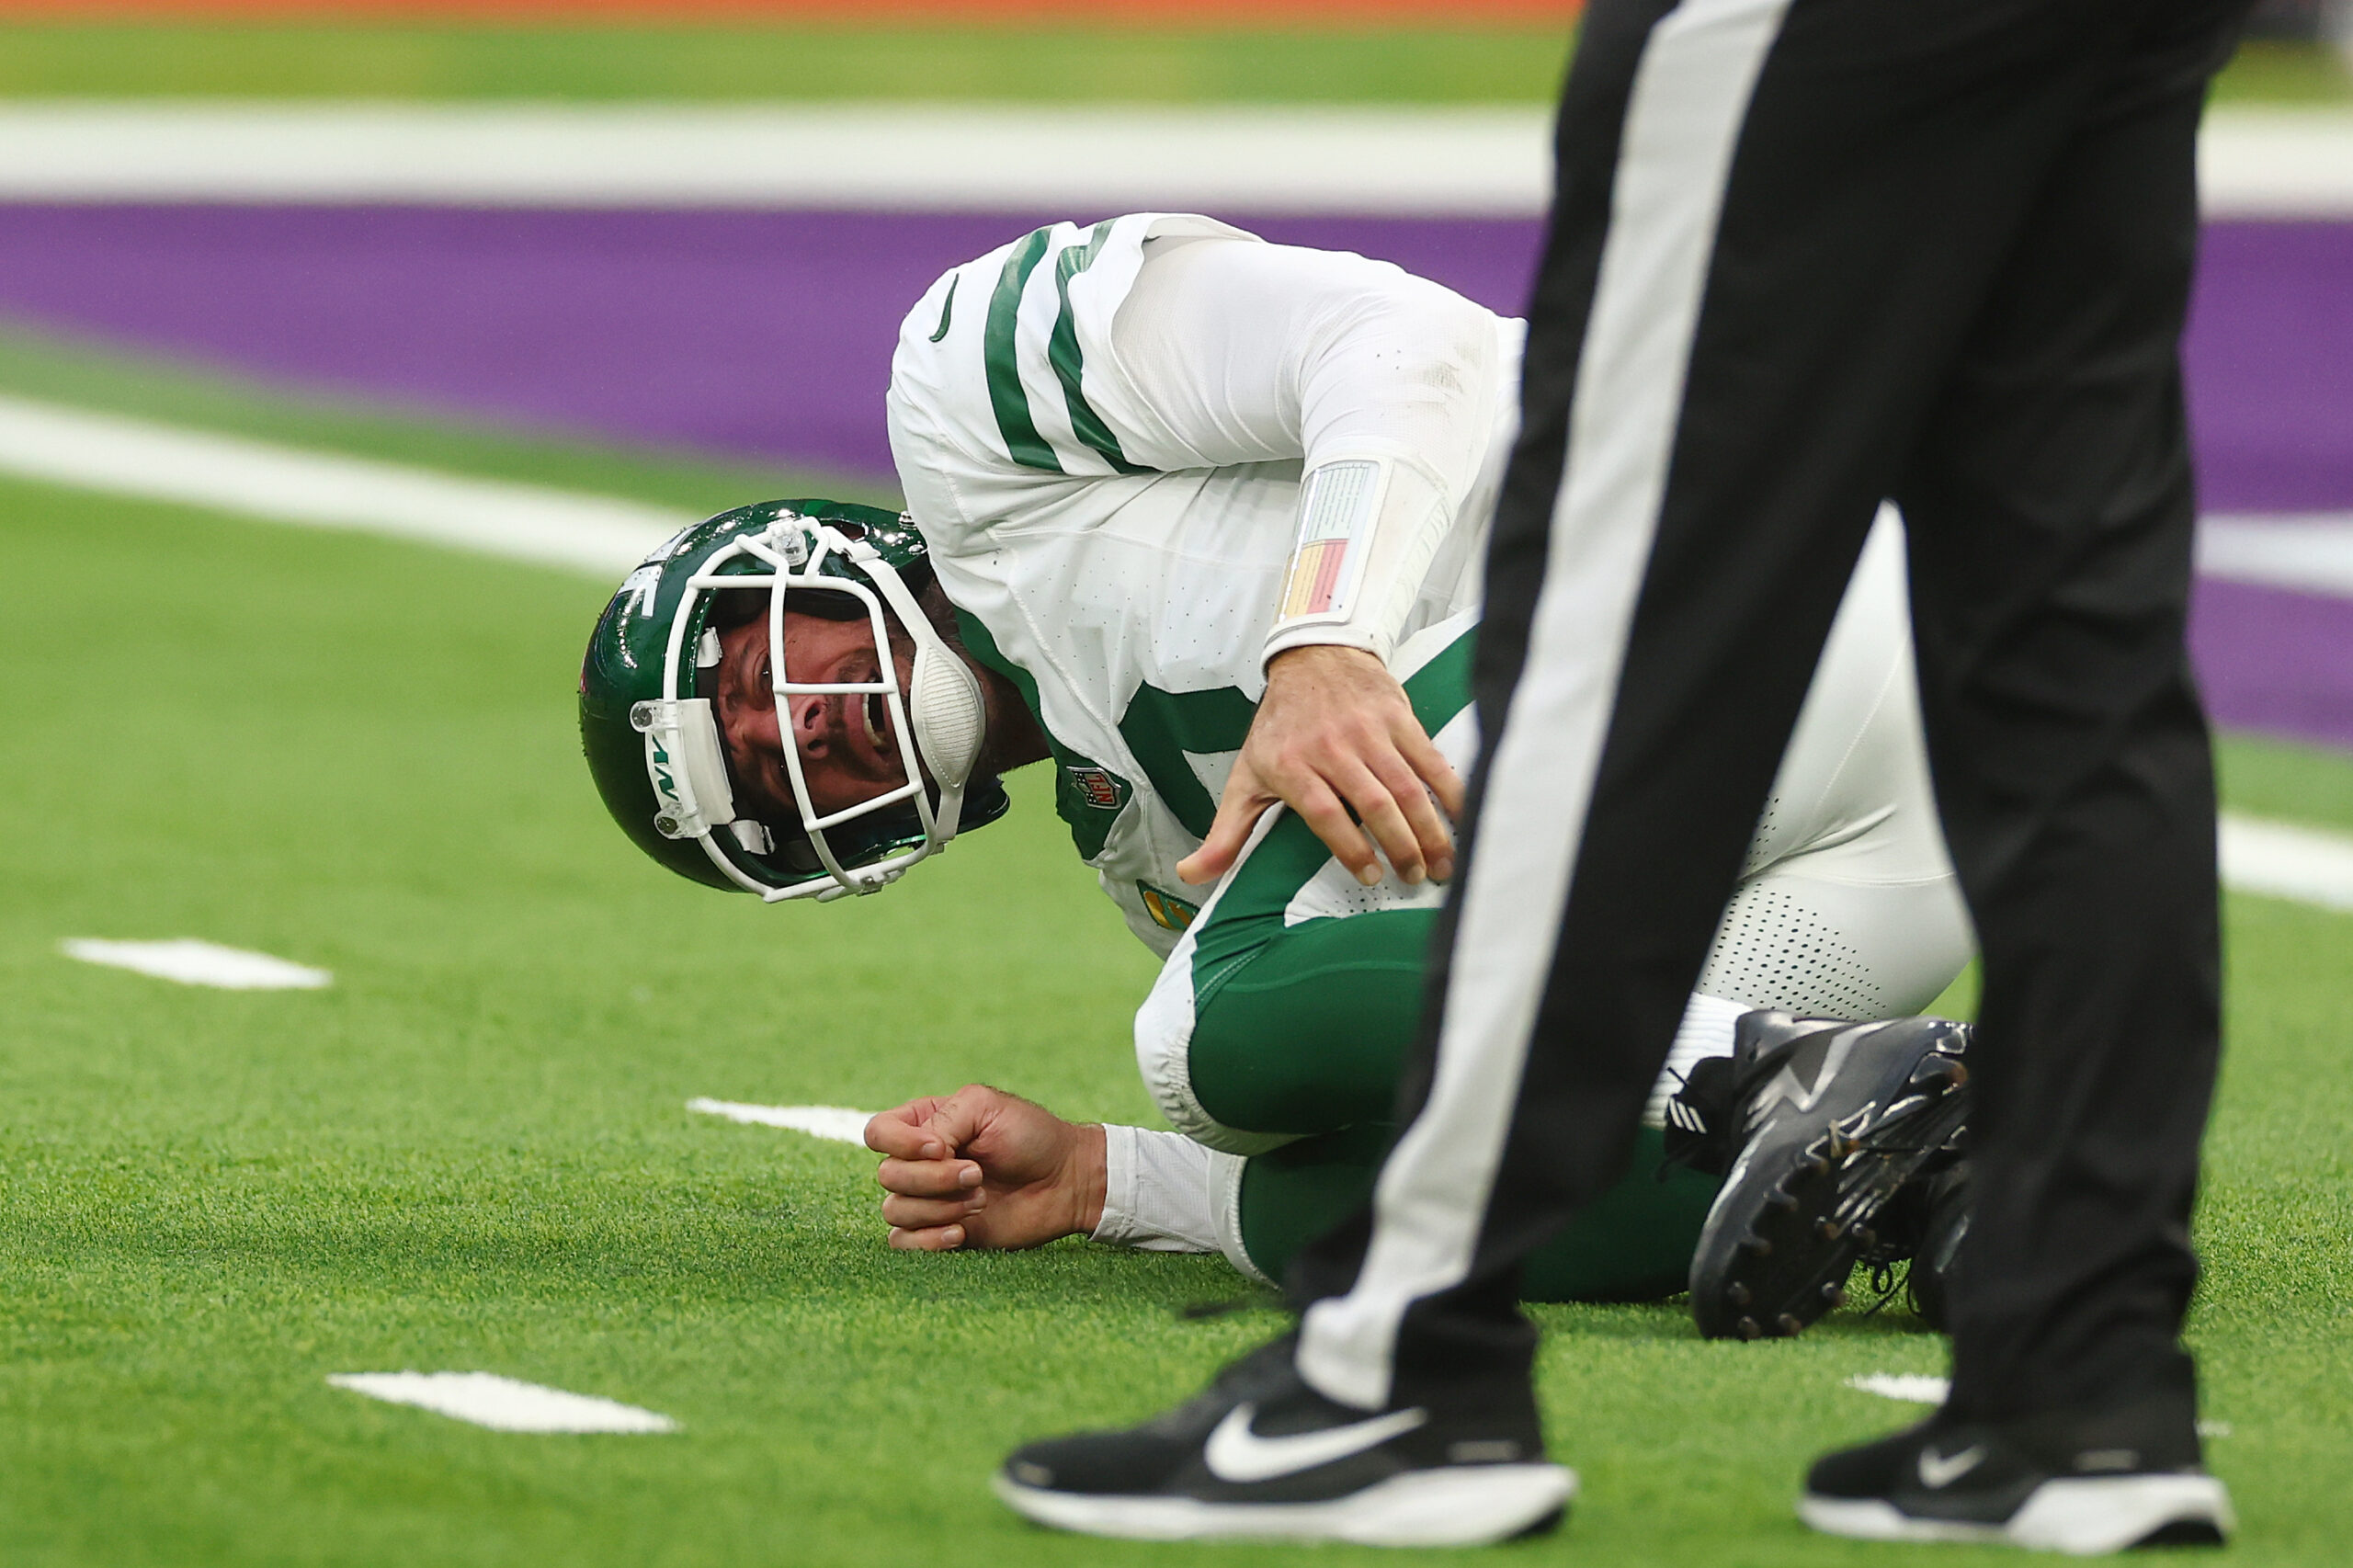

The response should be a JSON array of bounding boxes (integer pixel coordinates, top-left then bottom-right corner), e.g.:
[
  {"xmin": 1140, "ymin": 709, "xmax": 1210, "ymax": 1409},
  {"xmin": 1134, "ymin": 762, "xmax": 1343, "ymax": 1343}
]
[
  {"xmin": 862, "ymin": 1085, "xmax": 1107, "ymax": 1252},
  {"xmin": 1177, "ymin": 643, "xmax": 1464, "ymax": 890}
]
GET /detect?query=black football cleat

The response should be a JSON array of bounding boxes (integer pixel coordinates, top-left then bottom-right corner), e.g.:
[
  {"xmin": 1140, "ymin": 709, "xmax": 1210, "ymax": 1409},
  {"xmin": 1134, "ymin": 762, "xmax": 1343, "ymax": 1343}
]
[
  {"xmin": 1800, "ymin": 1382, "xmax": 2232, "ymax": 1552},
  {"xmin": 1902, "ymin": 1156, "xmax": 1972, "ymax": 1332},
  {"xmin": 994, "ymin": 1335, "xmax": 1575, "ymax": 1545},
  {"xmin": 1685, "ymin": 1012, "xmax": 1972, "ymax": 1340}
]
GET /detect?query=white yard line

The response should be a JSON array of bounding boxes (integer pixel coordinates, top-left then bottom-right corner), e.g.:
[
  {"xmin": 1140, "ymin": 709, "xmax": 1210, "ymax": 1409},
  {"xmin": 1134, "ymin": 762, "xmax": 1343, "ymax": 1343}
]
[
  {"xmin": 6, "ymin": 395, "xmax": 2351, "ymax": 916},
  {"xmin": 5, "ymin": 395, "xmax": 2350, "ymax": 603},
  {"xmin": 62, "ymin": 937, "xmax": 330, "ymax": 990},
  {"xmin": 327, "ymin": 1371, "xmax": 676, "ymax": 1433},
  {"xmin": 688, "ymin": 1099, "xmax": 876, "ymax": 1145},
  {"xmin": 2198, "ymin": 513, "xmax": 2353, "ymax": 600},
  {"xmin": 0, "ymin": 102, "xmax": 1550, "ymax": 216},
  {"xmin": 0, "ymin": 102, "xmax": 2338, "ymax": 218},
  {"xmin": 0, "ymin": 393, "xmax": 684, "ymax": 578},
  {"xmin": 2197, "ymin": 108, "xmax": 2353, "ymax": 220},
  {"xmin": 2219, "ymin": 814, "xmax": 2353, "ymax": 913}
]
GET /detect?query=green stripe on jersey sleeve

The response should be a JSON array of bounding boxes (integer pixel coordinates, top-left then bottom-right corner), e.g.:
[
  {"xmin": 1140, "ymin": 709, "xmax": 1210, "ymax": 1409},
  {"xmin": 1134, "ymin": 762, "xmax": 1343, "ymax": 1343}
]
[
  {"xmin": 1050, "ymin": 221, "xmax": 1146, "ymax": 476},
  {"xmin": 983, "ymin": 227, "xmax": 1062, "ymax": 472}
]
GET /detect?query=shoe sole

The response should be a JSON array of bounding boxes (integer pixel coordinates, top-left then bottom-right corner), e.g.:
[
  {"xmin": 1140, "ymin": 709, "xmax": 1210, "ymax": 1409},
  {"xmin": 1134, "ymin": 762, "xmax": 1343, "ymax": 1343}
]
[
  {"xmin": 994, "ymin": 1463, "xmax": 1576, "ymax": 1546},
  {"xmin": 1798, "ymin": 1474, "xmax": 2234, "ymax": 1555},
  {"xmin": 1694, "ymin": 1051, "xmax": 1970, "ymax": 1340}
]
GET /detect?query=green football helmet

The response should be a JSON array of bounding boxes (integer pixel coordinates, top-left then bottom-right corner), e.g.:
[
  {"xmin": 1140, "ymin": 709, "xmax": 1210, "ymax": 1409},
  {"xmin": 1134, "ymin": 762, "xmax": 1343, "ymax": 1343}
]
[{"xmin": 579, "ymin": 498, "xmax": 1007, "ymax": 902}]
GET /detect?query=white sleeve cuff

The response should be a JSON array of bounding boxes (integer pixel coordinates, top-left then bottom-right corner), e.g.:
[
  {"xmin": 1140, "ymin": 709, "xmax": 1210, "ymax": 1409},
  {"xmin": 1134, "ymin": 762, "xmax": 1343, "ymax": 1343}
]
[{"xmin": 1091, "ymin": 1125, "xmax": 1222, "ymax": 1253}]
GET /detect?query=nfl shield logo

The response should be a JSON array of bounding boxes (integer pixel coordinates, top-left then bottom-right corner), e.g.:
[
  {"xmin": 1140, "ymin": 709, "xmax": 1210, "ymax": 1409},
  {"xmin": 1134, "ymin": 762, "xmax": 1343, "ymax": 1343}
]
[{"xmin": 1068, "ymin": 767, "xmax": 1122, "ymax": 811}]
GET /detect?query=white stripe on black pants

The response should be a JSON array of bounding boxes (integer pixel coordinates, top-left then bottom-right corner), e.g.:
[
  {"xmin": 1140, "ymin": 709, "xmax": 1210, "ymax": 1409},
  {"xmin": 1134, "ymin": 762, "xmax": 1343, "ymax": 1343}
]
[{"xmin": 1292, "ymin": 0, "xmax": 2248, "ymax": 1420}]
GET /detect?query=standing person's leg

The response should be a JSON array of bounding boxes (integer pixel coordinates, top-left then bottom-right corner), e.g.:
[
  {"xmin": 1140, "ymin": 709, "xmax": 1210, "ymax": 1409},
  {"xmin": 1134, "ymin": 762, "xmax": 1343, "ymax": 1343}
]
[
  {"xmin": 992, "ymin": 0, "xmax": 2215, "ymax": 1544},
  {"xmin": 1290, "ymin": 0, "xmax": 2159, "ymax": 1415},
  {"xmin": 1902, "ymin": 14, "xmax": 2229, "ymax": 1422},
  {"xmin": 1795, "ymin": 6, "xmax": 2245, "ymax": 1549}
]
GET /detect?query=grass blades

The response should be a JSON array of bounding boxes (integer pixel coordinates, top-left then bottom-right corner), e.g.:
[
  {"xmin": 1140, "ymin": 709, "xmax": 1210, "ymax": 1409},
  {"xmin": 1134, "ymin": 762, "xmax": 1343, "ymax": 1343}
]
[
  {"xmin": 2218, "ymin": 730, "xmax": 2353, "ymax": 835},
  {"xmin": 0, "ymin": 22, "xmax": 1580, "ymax": 104},
  {"xmin": 0, "ymin": 24, "xmax": 2342, "ymax": 106},
  {"xmin": 0, "ymin": 399, "xmax": 2349, "ymax": 1561}
]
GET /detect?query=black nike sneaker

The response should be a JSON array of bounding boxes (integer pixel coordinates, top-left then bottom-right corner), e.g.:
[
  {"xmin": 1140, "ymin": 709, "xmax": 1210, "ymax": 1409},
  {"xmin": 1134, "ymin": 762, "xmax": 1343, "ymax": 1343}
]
[
  {"xmin": 994, "ymin": 1335, "xmax": 1575, "ymax": 1544},
  {"xmin": 1683, "ymin": 1012, "xmax": 1972, "ymax": 1340},
  {"xmin": 1801, "ymin": 1382, "xmax": 2233, "ymax": 1552}
]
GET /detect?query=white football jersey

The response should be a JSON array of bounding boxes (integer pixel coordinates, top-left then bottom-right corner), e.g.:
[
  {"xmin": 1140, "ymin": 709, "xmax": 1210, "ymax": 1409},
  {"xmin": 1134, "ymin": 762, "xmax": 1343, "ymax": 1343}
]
[{"xmin": 885, "ymin": 213, "xmax": 1948, "ymax": 958}]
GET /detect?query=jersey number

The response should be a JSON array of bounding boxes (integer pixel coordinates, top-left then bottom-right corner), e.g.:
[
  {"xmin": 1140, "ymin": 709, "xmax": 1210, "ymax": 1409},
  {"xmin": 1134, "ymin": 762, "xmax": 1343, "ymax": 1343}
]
[{"xmin": 1118, "ymin": 685, "xmax": 1257, "ymax": 842}]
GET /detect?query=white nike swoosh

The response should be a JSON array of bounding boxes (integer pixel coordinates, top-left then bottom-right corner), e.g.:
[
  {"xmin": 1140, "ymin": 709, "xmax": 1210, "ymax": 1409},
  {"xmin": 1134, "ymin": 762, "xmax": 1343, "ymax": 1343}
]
[
  {"xmin": 1201, "ymin": 1401, "xmax": 1429, "ymax": 1483},
  {"xmin": 1917, "ymin": 1443, "xmax": 1988, "ymax": 1489}
]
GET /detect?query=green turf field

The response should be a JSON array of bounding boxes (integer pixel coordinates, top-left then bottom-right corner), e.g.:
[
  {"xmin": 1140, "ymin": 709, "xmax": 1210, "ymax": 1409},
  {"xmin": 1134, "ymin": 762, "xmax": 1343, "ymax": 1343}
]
[
  {"xmin": 0, "ymin": 352, "xmax": 2347, "ymax": 1563},
  {"xmin": 0, "ymin": 22, "xmax": 2343, "ymax": 104}
]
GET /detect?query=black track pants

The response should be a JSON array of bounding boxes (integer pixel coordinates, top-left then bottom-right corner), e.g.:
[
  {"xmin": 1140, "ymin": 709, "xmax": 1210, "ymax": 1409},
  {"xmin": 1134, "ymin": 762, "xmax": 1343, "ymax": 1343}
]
[{"xmin": 1290, "ymin": 0, "xmax": 2246, "ymax": 1422}]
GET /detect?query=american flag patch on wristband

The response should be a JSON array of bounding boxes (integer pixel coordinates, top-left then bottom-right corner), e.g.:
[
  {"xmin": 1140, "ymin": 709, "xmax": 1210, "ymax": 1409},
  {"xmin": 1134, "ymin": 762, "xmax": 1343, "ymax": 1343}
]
[{"xmin": 1279, "ymin": 460, "xmax": 1380, "ymax": 618}]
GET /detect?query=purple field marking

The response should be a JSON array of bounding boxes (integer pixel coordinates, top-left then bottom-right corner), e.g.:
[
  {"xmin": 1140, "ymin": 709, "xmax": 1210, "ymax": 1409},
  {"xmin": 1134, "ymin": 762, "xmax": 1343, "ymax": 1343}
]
[
  {"xmin": 2185, "ymin": 222, "xmax": 2353, "ymax": 516},
  {"xmin": 0, "ymin": 206, "xmax": 1545, "ymax": 483},
  {"xmin": 0, "ymin": 207, "xmax": 2336, "ymax": 510},
  {"xmin": 2190, "ymin": 577, "xmax": 2353, "ymax": 752},
  {"xmin": 0, "ymin": 205, "xmax": 2344, "ymax": 749}
]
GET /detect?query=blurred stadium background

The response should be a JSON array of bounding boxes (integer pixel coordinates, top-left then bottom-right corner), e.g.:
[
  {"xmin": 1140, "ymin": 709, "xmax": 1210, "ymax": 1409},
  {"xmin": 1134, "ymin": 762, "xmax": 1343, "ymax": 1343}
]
[
  {"xmin": 0, "ymin": 5, "xmax": 2347, "ymax": 1565},
  {"xmin": 0, "ymin": 0, "xmax": 2347, "ymax": 735}
]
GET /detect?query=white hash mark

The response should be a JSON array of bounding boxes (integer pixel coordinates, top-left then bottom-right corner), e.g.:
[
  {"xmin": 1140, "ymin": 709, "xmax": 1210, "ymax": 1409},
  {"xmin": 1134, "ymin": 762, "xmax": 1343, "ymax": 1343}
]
[
  {"xmin": 327, "ymin": 1372, "xmax": 676, "ymax": 1433},
  {"xmin": 687, "ymin": 1098, "xmax": 874, "ymax": 1144},
  {"xmin": 2219, "ymin": 814, "xmax": 2353, "ymax": 913},
  {"xmin": 63, "ymin": 937, "xmax": 330, "ymax": 990},
  {"xmin": 1848, "ymin": 1372, "xmax": 1949, "ymax": 1405}
]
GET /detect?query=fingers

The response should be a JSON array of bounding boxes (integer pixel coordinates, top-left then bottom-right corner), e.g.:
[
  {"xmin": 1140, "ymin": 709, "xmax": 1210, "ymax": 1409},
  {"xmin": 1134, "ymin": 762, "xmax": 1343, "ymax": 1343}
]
[
  {"xmin": 1342, "ymin": 779, "xmax": 1425, "ymax": 885},
  {"xmin": 1285, "ymin": 774, "xmax": 1384, "ymax": 888},
  {"xmin": 877, "ymin": 1150, "xmax": 984, "ymax": 1250},
  {"xmin": 1347, "ymin": 744, "xmax": 1456, "ymax": 885},
  {"xmin": 864, "ymin": 1097, "xmax": 951, "ymax": 1159},
  {"xmin": 1176, "ymin": 769, "xmax": 1276, "ymax": 886},
  {"xmin": 1209, "ymin": 646, "xmax": 1465, "ymax": 890},
  {"xmin": 876, "ymin": 1154, "xmax": 983, "ymax": 1199},
  {"xmin": 1400, "ymin": 724, "xmax": 1468, "ymax": 823},
  {"xmin": 915, "ymin": 1084, "xmax": 1004, "ymax": 1155},
  {"xmin": 1176, "ymin": 805, "xmax": 1256, "ymax": 886},
  {"xmin": 872, "ymin": 1096, "xmax": 983, "ymax": 1253},
  {"xmin": 881, "ymin": 1189, "xmax": 984, "ymax": 1230}
]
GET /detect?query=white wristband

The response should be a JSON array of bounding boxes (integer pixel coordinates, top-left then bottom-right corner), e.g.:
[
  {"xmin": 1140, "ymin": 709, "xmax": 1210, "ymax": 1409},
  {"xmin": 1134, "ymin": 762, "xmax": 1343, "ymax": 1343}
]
[{"xmin": 1263, "ymin": 456, "xmax": 1452, "ymax": 670}]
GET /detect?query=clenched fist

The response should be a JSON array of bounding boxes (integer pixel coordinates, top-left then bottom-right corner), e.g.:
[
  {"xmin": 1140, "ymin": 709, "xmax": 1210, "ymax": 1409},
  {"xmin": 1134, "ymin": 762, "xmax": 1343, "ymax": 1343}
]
[{"xmin": 862, "ymin": 1085, "xmax": 1107, "ymax": 1251}]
